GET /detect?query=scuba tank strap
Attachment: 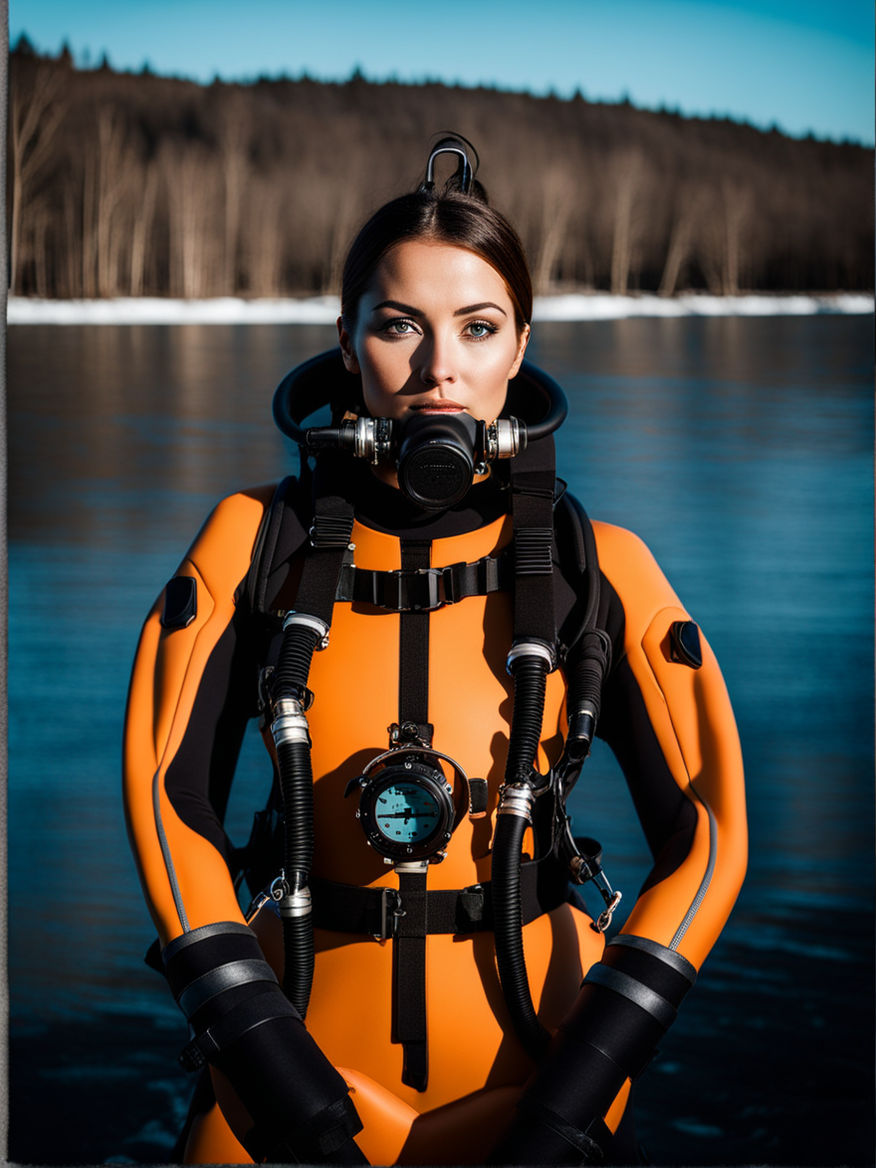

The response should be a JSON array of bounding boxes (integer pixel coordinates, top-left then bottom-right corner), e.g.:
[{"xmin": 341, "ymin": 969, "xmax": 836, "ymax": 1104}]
[
  {"xmin": 509, "ymin": 438, "xmax": 559, "ymax": 651},
  {"xmin": 492, "ymin": 436, "xmax": 561, "ymax": 1061},
  {"xmin": 294, "ymin": 481, "xmax": 357, "ymax": 623}
]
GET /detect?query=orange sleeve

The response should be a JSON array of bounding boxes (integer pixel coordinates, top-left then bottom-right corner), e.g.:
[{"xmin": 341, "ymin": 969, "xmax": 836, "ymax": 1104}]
[
  {"xmin": 593, "ymin": 521, "xmax": 748, "ymax": 970},
  {"xmin": 123, "ymin": 485, "xmax": 276, "ymax": 948}
]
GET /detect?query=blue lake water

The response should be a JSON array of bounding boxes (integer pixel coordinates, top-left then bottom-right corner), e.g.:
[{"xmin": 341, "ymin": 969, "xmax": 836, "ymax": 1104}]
[{"xmin": 7, "ymin": 314, "xmax": 874, "ymax": 1165}]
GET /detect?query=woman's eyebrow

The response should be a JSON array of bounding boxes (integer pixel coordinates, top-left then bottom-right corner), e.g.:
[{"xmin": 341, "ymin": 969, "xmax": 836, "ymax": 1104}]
[
  {"xmin": 371, "ymin": 300, "xmax": 422, "ymax": 315},
  {"xmin": 370, "ymin": 299, "xmax": 508, "ymax": 318},
  {"xmin": 454, "ymin": 302, "xmax": 507, "ymax": 317}
]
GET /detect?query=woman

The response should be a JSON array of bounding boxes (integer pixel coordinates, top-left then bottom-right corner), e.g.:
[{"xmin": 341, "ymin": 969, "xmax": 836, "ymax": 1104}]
[{"xmin": 124, "ymin": 136, "xmax": 747, "ymax": 1166}]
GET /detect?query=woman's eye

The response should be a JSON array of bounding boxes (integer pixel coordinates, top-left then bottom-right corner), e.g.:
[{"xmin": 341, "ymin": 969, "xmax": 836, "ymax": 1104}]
[
  {"xmin": 465, "ymin": 320, "xmax": 498, "ymax": 339},
  {"xmin": 384, "ymin": 319, "xmax": 418, "ymax": 336}
]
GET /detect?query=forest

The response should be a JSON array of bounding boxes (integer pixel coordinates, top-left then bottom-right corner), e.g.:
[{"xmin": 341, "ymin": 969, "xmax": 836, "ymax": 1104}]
[{"xmin": 9, "ymin": 39, "xmax": 874, "ymax": 300}]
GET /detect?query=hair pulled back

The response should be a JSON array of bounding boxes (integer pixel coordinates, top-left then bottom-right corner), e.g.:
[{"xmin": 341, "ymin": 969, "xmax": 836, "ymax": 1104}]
[{"xmin": 341, "ymin": 169, "xmax": 532, "ymax": 334}]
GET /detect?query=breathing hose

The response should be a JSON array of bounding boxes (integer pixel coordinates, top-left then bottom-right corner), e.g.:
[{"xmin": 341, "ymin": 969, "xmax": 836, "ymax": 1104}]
[
  {"xmin": 493, "ymin": 641, "xmax": 555, "ymax": 1060},
  {"xmin": 556, "ymin": 495, "xmax": 612, "ymax": 801},
  {"xmin": 268, "ymin": 613, "xmax": 325, "ymax": 1018}
]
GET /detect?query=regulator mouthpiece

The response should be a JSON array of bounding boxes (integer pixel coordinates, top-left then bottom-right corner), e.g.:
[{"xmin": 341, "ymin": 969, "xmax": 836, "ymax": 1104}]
[
  {"xmin": 300, "ymin": 407, "xmax": 526, "ymax": 511},
  {"xmin": 397, "ymin": 412, "xmax": 478, "ymax": 509}
]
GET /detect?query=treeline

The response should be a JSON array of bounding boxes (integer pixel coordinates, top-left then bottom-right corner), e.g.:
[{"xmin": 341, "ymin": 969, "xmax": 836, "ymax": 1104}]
[{"xmin": 9, "ymin": 40, "xmax": 874, "ymax": 299}]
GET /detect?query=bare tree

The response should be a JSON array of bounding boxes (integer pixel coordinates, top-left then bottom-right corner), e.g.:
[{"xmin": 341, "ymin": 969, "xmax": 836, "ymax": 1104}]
[
  {"xmin": 9, "ymin": 62, "xmax": 66, "ymax": 290},
  {"xmin": 607, "ymin": 148, "xmax": 647, "ymax": 295},
  {"xmin": 241, "ymin": 172, "xmax": 287, "ymax": 295},
  {"xmin": 160, "ymin": 139, "xmax": 223, "ymax": 297},
  {"xmin": 696, "ymin": 179, "xmax": 754, "ymax": 294},
  {"xmin": 213, "ymin": 90, "xmax": 252, "ymax": 293},
  {"xmin": 659, "ymin": 185, "xmax": 705, "ymax": 295},
  {"xmin": 127, "ymin": 157, "xmax": 160, "ymax": 296},
  {"xmin": 530, "ymin": 163, "xmax": 578, "ymax": 293},
  {"xmin": 95, "ymin": 107, "xmax": 139, "ymax": 296}
]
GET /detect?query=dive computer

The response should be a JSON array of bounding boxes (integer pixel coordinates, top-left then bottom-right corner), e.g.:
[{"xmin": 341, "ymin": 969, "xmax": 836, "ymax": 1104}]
[{"xmin": 346, "ymin": 744, "xmax": 470, "ymax": 863}]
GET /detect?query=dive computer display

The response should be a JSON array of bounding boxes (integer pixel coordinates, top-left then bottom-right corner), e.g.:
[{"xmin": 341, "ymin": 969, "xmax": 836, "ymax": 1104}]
[
  {"xmin": 375, "ymin": 779, "xmax": 443, "ymax": 843},
  {"xmin": 346, "ymin": 746, "xmax": 469, "ymax": 864}
]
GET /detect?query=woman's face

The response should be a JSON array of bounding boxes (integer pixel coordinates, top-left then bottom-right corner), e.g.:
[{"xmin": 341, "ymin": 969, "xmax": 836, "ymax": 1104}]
[{"xmin": 337, "ymin": 239, "xmax": 530, "ymax": 426}]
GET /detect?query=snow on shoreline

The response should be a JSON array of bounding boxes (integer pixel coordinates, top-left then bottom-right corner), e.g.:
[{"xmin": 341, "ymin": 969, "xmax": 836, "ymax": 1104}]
[{"xmin": 6, "ymin": 291, "xmax": 873, "ymax": 325}]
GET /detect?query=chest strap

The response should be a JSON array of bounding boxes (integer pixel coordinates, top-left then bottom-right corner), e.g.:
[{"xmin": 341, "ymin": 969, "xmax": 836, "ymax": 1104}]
[
  {"xmin": 309, "ymin": 859, "xmax": 570, "ymax": 942},
  {"xmin": 335, "ymin": 550, "xmax": 511, "ymax": 612}
]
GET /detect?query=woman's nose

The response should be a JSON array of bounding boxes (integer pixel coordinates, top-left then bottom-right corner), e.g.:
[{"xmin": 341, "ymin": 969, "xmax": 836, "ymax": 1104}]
[{"xmin": 419, "ymin": 336, "xmax": 456, "ymax": 387}]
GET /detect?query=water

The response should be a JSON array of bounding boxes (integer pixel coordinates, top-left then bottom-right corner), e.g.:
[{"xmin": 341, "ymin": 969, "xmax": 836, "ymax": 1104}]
[{"xmin": 8, "ymin": 315, "xmax": 874, "ymax": 1165}]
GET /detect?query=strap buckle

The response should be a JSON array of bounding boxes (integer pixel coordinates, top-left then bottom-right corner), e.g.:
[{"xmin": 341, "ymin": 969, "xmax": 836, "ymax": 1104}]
[
  {"xmin": 387, "ymin": 566, "xmax": 448, "ymax": 612},
  {"xmin": 374, "ymin": 888, "xmax": 404, "ymax": 941}
]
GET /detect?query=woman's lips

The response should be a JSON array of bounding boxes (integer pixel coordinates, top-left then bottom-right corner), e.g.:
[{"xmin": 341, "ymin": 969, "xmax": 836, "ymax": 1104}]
[{"xmin": 410, "ymin": 400, "xmax": 466, "ymax": 414}]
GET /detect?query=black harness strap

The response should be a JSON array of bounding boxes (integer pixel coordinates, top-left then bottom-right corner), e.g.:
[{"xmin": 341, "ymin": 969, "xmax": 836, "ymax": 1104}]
[
  {"xmin": 510, "ymin": 439, "xmax": 558, "ymax": 649},
  {"xmin": 336, "ymin": 550, "xmax": 510, "ymax": 612},
  {"xmin": 397, "ymin": 540, "xmax": 431, "ymax": 731},
  {"xmin": 293, "ymin": 497, "xmax": 355, "ymax": 627},
  {"xmin": 392, "ymin": 539, "xmax": 432, "ymax": 1091},
  {"xmin": 311, "ymin": 859, "xmax": 570, "ymax": 939},
  {"xmin": 393, "ymin": 866, "xmax": 429, "ymax": 1092}
]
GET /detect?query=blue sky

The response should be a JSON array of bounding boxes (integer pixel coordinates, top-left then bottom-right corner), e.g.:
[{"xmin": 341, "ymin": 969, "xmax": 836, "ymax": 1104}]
[{"xmin": 11, "ymin": 0, "xmax": 875, "ymax": 145}]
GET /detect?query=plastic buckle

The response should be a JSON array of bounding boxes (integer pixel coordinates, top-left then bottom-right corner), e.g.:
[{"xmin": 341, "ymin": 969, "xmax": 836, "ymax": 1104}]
[
  {"xmin": 421, "ymin": 567, "xmax": 443, "ymax": 611},
  {"xmin": 384, "ymin": 567, "xmax": 447, "ymax": 611},
  {"xmin": 458, "ymin": 884, "xmax": 486, "ymax": 928},
  {"xmin": 440, "ymin": 564, "xmax": 459, "ymax": 605},
  {"xmin": 375, "ymin": 888, "xmax": 403, "ymax": 941}
]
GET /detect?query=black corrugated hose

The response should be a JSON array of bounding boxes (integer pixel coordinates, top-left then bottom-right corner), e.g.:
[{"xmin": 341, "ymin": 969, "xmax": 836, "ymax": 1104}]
[
  {"xmin": 557, "ymin": 630, "xmax": 611, "ymax": 801},
  {"xmin": 492, "ymin": 651, "xmax": 553, "ymax": 1060},
  {"xmin": 269, "ymin": 620, "xmax": 321, "ymax": 1017}
]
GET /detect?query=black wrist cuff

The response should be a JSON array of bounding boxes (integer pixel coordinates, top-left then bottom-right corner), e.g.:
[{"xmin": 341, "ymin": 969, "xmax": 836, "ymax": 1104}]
[
  {"xmin": 163, "ymin": 923, "xmax": 276, "ymax": 1011},
  {"xmin": 494, "ymin": 935, "xmax": 697, "ymax": 1163},
  {"xmin": 163, "ymin": 924, "xmax": 365, "ymax": 1163}
]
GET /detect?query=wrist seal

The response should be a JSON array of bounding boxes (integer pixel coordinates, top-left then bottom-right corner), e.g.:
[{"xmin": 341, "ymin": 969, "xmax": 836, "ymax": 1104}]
[
  {"xmin": 162, "ymin": 922, "xmax": 366, "ymax": 1164},
  {"xmin": 490, "ymin": 936, "xmax": 696, "ymax": 1165}
]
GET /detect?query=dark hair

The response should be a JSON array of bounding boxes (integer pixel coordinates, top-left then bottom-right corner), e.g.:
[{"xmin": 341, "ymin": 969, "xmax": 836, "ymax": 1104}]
[{"xmin": 340, "ymin": 180, "xmax": 533, "ymax": 333}]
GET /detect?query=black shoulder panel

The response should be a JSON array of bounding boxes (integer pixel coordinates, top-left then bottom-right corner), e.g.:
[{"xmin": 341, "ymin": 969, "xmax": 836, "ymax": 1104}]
[
  {"xmin": 241, "ymin": 477, "xmax": 310, "ymax": 617},
  {"xmin": 670, "ymin": 620, "xmax": 703, "ymax": 669},
  {"xmin": 161, "ymin": 576, "xmax": 197, "ymax": 630}
]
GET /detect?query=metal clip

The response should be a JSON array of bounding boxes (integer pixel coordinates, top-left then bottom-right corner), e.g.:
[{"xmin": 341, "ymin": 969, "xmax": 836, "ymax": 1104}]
[
  {"xmin": 374, "ymin": 888, "xmax": 404, "ymax": 942},
  {"xmin": 567, "ymin": 831, "xmax": 623, "ymax": 933},
  {"xmin": 245, "ymin": 889, "xmax": 273, "ymax": 922},
  {"xmin": 593, "ymin": 872, "xmax": 622, "ymax": 933}
]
